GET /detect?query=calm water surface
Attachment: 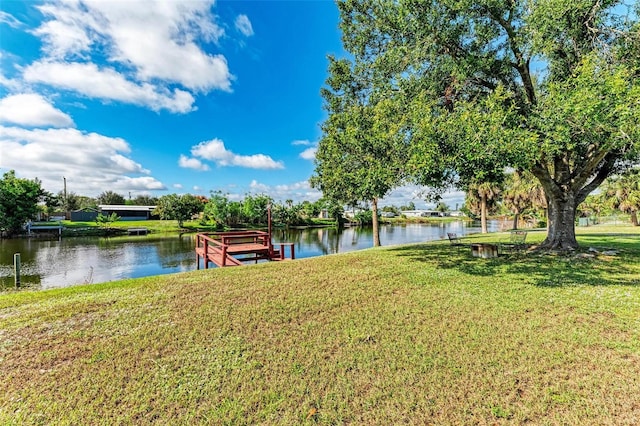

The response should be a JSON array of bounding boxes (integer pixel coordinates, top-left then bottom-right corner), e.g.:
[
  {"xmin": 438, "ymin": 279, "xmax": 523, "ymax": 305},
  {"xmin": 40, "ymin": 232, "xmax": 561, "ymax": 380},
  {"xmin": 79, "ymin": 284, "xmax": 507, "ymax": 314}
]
[{"xmin": 1, "ymin": 221, "xmax": 499, "ymax": 290}]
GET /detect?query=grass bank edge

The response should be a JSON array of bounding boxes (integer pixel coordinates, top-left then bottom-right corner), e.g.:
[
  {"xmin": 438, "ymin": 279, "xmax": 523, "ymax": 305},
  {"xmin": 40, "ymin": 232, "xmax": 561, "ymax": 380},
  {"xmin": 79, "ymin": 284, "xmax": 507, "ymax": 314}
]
[{"xmin": 1, "ymin": 225, "xmax": 638, "ymax": 308}]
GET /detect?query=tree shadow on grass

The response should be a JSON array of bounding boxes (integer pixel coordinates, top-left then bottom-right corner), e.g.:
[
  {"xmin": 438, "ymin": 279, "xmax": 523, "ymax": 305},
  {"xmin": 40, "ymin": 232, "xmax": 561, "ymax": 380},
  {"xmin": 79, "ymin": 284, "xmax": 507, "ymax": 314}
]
[{"xmin": 388, "ymin": 241, "xmax": 640, "ymax": 288}]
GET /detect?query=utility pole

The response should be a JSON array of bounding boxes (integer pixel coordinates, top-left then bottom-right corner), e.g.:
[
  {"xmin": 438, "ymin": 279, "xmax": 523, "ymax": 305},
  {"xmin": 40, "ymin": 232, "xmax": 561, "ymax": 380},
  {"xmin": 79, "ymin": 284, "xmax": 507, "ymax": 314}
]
[{"xmin": 63, "ymin": 176, "xmax": 68, "ymax": 219}]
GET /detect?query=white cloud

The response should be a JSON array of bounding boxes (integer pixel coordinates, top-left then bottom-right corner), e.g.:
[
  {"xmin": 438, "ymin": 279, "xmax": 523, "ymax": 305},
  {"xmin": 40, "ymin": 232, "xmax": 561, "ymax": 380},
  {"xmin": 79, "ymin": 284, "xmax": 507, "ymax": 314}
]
[
  {"xmin": 0, "ymin": 11, "xmax": 22, "ymax": 28},
  {"xmin": 178, "ymin": 154, "xmax": 210, "ymax": 171},
  {"xmin": 111, "ymin": 176, "xmax": 166, "ymax": 191},
  {"xmin": 249, "ymin": 179, "xmax": 270, "ymax": 193},
  {"xmin": 111, "ymin": 154, "xmax": 150, "ymax": 174},
  {"xmin": 23, "ymin": 61, "xmax": 196, "ymax": 113},
  {"xmin": 0, "ymin": 125, "xmax": 165, "ymax": 196},
  {"xmin": 0, "ymin": 93, "xmax": 74, "ymax": 127},
  {"xmin": 292, "ymin": 139, "xmax": 312, "ymax": 146},
  {"xmin": 173, "ymin": 183, "xmax": 183, "ymax": 189},
  {"xmin": 249, "ymin": 180, "xmax": 322, "ymax": 202},
  {"xmin": 234, "ymin": 15, "xmax": 254, "ymax": 37},
  {"xmin": 299, "ymin": 147, "xmax": 317, "ymax": 161},
  {"xmin": 32, "ymin": 4, "xmax": 96, "ymax": 59},
  {"xmin": 33, "ymin": 1, "xmax": 232, "ymax": 93},
  {"xmin": 380, "ymin": 185, "xmax": 466, "ymax": 210},
  {"xmin": 191, "ymin": 138, "xmax": 230, "ymax": 161},
  {"xmin": 190, "ymin": 138, "xmax": 284, "ymax": 170},
  {"xmin": 193, "ymin": 185, "xmax": 202, "ymax": 192}
]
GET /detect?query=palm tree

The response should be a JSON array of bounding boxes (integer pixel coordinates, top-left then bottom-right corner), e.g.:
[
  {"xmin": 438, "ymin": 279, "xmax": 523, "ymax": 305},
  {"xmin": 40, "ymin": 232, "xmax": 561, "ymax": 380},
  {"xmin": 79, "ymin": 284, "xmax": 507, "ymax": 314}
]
[
  {"xmin": 502, "ymin": 171, "xmax": 546, "ymax": 229},
  {"xmin": 578, "ymin": 194, "xmax": 606, "ymax": 224},
  {"xmin": 602, "ymin": 169, "xmax": 640, "ymax": 226},
  {"xmin": 466, "ymin": 181, "xmax": 502, "ymax": 233},
  {"xmin": 502, "ymin": 172, "xmax": 528, "ymax": 230}
]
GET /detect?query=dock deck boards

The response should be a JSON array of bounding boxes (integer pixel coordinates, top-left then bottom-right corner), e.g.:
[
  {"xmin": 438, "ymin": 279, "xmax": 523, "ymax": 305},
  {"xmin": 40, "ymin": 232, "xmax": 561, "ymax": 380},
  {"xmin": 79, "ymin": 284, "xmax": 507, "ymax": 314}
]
[{"xmin": 195, "ymin": 232, "xmax": 294, "ymax": 268}]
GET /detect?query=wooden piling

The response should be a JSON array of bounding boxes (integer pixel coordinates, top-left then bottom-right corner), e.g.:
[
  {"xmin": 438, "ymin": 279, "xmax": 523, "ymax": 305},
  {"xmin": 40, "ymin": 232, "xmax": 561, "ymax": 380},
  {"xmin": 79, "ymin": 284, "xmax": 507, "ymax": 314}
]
[{"xmin": 14, "ymin": 253, "xmax": 21, "ymax": 288}]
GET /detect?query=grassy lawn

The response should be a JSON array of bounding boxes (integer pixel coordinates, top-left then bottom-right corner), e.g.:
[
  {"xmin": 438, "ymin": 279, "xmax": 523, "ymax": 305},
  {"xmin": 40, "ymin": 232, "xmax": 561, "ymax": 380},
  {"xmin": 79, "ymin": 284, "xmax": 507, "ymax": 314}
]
[
  {"xmin": 60, "ymin": 219, "xmax": 218, "ymax": 233},
  {"xmin": 1, "ymin": 225, "xmax": 639, "ymax": 424},
  {"xmin": 58, "ymin": 219, "xmax": 336, "ymax": 235}
]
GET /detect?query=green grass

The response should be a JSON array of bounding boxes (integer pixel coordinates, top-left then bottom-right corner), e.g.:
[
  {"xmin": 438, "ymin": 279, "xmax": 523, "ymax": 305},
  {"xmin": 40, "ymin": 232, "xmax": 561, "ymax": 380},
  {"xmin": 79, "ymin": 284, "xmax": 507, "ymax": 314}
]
[{"xmin": 1, "ymin": 225, "xmax": 639, "ymax": 424}]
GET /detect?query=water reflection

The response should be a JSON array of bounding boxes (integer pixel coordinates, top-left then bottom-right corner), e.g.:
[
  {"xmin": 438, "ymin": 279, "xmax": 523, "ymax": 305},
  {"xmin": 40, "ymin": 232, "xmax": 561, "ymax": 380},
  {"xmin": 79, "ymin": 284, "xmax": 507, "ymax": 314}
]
[
  {"xmin": 1, "ymin": 235, "xmax": 196, "ymax": 290},
  {"xmin": 1, "ymin": 221, "xmax": 498, "ymax": 290}
]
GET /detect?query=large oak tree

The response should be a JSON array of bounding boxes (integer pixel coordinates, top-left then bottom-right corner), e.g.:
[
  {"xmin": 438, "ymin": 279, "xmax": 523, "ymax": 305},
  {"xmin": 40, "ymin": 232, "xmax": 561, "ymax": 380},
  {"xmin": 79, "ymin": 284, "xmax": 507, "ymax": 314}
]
[{"xmin": 337, "ymin": 0, "xmax": 640, "ymax": 250}]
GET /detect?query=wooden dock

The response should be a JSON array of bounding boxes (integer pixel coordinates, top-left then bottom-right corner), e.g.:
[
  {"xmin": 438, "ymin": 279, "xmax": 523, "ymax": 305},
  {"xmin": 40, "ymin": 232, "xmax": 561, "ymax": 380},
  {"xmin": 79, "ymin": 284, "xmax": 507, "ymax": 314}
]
[
  {"xmin": 26, "ymin": 222, "xmax": 63, "ymax": 236},
  {"xmin": 127, "ymin": 227, "xmax": 149, "ymax": 235},
  {"xmin": 195, "ymin": 231, "xmax": 295, "ymax": 268}
]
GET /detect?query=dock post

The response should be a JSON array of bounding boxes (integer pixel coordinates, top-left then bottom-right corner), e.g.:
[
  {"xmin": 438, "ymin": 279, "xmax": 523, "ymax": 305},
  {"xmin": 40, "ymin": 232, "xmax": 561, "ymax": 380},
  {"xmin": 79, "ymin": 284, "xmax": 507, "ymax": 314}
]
[
  {"xmin": 14, "ymin": 253, "xmax": 21, "ymax": 288},
  {"xmin": 204, "ymin": 239, "xmax": 209, "ymax": 269}
]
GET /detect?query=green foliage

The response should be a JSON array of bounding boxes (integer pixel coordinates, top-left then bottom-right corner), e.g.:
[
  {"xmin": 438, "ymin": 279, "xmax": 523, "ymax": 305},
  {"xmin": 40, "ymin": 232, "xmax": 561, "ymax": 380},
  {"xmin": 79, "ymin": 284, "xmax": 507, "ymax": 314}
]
[
  {"xmin": 381, "ymin": 205, "xmax": 400, "ymax": 215},
  {"xmin": 132, "ymin": 195, "xmax": 158, "ymax": 206},
  {"xmin": 300, "ymin": 200, "xmax": 323, "ymax": 219},
  {"xmin": 242, "ymin": 194, "xmax": 272, "ymax": 226},
  {"xmin": 0, "ymin": 170, "xmax": 46, "ymax": 236},
  {"xmin": 61, "ymin": 192, "xmax": 98, "ymax": 211},
  {"xmin": 154, "ymin": 194, "xmax": 205, "ymax": 228},
  {"xmin": 399, "ymin": 201, "xmax": 415, "ymax": 211},
  {"xmin": 95, "ymin": 212, "xmax": 120, "ymax": 229},
  {"xmin": 435, "ymin": 202, "xmax": 450, "ymax": 213},
  {"xmin": 312, "ymin": 56, "xmax": 408, "ymax": 207},
  {"xmin": 97, "ymin": 191, "xmax": 126, "ymax": 205},
  {"xmin": 312, "ymin": 54, "xmax": 410, "ymax": 245},
  {"xmin": 600, "ymin": 168, "xmax": 640, "ymax": 225},
  {"xmin": 202, "ymin": 191, "xmax": 232, "ymax": 227},
  {"xmin": 272, "ymin": 202, "xmax": 305, "ymax": 227},
  {"xmin": 501, "ymin": 171, "xmax": 547, "ymax": 228},
  {"xmin": 202, "ymin": 192, "xmax": 275, "ymax": 228},
  {"xmin": 353, "ymin": 209, "xmax": 374, "ymax": 225}
]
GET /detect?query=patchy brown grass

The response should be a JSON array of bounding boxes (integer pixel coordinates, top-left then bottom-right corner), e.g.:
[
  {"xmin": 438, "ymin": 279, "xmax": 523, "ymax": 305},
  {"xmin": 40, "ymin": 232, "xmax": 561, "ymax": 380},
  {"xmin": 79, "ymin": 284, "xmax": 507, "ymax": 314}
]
[{"xmin": 1, "ymin": 225, "xmax": 640, "ymax": 424}]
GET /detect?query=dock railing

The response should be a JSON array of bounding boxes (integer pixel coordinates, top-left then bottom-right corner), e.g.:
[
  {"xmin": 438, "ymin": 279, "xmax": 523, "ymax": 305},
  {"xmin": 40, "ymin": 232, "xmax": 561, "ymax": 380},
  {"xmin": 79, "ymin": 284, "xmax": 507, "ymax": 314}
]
[{"xmin": 196, "ymin": 231, "xmax": 294, "ymax": 268}]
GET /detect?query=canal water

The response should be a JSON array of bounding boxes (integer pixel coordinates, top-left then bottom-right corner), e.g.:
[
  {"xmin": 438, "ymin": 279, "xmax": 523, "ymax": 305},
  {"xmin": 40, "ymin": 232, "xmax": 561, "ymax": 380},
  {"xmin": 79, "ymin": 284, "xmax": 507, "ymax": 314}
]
[{"xmin": 1, "ymin": 221, "xmax": 499, "ymax": 290}]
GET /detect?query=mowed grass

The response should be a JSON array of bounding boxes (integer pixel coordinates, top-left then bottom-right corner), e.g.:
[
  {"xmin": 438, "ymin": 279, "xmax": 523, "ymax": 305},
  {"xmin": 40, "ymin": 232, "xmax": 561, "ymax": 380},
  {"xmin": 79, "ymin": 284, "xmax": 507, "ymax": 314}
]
[
  {"xmin": 1, "ymin": 226, "xmax": 639, "ymax": 424},
  {"xmin": 60, "ymin": 219, "xmax": 218, "ymax": 233}
]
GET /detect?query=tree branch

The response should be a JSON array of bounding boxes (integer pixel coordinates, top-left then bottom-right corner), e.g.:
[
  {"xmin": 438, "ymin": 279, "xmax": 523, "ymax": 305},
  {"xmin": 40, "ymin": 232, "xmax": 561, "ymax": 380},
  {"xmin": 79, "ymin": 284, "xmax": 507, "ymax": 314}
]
[
  {"xmin": 576, "ymin": 153, "xmax": 618, "ymax": 204},
  {"xmin": 484, "ymin": 7, "xmax": 537, "ymax": 106}
]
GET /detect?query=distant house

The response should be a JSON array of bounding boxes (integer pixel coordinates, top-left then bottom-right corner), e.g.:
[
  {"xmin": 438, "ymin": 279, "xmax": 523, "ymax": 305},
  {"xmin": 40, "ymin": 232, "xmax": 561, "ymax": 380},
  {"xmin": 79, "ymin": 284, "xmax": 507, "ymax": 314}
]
[
  {"xmin": 70, "ymin": 207, "xmax": 100, "ymax": 222},
  {"xmin": 401, "ymin": 210, "xmax": 442, "ymax": 218},
  {"xmin": 98, "ymin": 205, "xmax": 158, "ymax": 221}
]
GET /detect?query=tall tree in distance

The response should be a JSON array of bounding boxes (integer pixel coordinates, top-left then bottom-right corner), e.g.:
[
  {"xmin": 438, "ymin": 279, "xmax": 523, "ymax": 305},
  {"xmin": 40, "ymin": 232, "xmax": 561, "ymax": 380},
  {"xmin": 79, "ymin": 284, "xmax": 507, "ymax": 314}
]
[
  {"xmin": 337, "ymin": 0, "xmax": 640, "ymax": 250},
  {"xmin": 502, "ymin": 171, "xmax": 546, "ymax": 230},
  {"xmin": 602, "ymin": 169, "xmax": 640, "ymax": 226},
  {"xmin": 0, "ymin": 170, "xmax": 46, "ymax": 236},
  {"xmin": 465, "ymin": 181, "xmax": 502, "ymax": 233},
  {"xmin": 97, "ymin": 191, "xmax": 126, "ymax": 205},
  {"xmin": 132, "ymin": 195, "xmax": 158, "ymax": 206},
  {"xmin": 312, "ymin": 56, "xmax": 408, "ymax": 246},
  {"xmin": 154, "ymin": 194, "xmax": 205, "ymax": 228}
]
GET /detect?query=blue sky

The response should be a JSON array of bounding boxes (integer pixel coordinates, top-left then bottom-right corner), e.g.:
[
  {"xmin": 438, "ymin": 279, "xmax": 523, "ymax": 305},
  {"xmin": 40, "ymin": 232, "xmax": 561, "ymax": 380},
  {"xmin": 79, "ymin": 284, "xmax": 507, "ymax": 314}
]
[{"xmin": 0, "ymin": 0, "xmax": 464, "ymax": 208}]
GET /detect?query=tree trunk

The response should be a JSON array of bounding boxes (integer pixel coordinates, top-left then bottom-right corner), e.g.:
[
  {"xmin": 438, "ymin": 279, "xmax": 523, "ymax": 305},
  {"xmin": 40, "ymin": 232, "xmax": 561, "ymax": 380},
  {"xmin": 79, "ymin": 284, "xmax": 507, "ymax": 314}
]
[
  {"xmin": 372, "ymin": 197, "xmax": 381, "ymax": 246},
  {"xmin": 532, "ymin": 151, "xmax": 617, "ymax": 251},
  {"xmin": 540, "ymin": 193, "xmax": 579, "ymax": 250},
  {"xmin": 480, "ymin": 193, "xmax": 488, "ymax": 234},
  {"xmin": 631, "ymin": 211, "xmax": 639, "ymax": 226},
  {"xmin": 512, "ymin": 212, "xmax": 519, "ymax": 230}
]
